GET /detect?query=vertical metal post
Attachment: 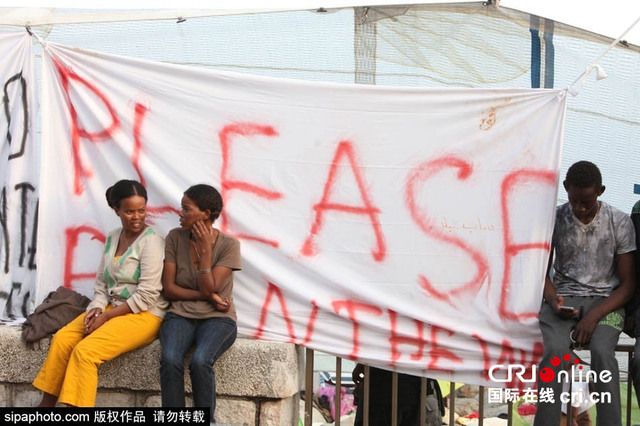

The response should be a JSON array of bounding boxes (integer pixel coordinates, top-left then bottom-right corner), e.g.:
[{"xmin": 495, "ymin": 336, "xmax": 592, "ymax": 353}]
[
  {"xmin": 419, "ymin": 378, "xmax": 426, "ymax": 425},
  {"xmin": 335, "ymin": 357, "xmax": 342, "ymax": 426},
  {"xmin": 567, "ymin": 379, "xmax": 573, "ymax": 425},
  {"xmin": 391, "ymin": 372, "xmax": 398, "ymax": 426},
  {"xmin": 363, "ymin": 365, "xmax": 370, "ymax": 426},
  {"xmin": 449, "ymin": 382, "xmax": 455, "ymax": 426},
  {"xmin": 628, "ymin": 351, "xmax": 633, "ymax": 426},
  {"xmin": 304, "ymin": 348, "xmax": 314, "ymax": 426},
  {"xmin": 478, "ymin": 386, "xmax": 484, "ymax": 426},
  {"xmin": 507, "ymin": 400, "xmax": 513, "ymax": 426}
]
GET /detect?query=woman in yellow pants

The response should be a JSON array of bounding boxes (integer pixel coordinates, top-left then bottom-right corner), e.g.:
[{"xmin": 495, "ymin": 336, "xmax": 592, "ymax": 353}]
[{"xmin": 33, "ymin": 180, "xmax": 168, "ymax": 406}]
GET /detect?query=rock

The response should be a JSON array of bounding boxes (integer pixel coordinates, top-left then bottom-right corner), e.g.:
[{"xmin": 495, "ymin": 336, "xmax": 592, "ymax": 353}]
[
  {"xmin": 216, "ymin": 398, "xmax": 256, "ymax": 425},
  {"xmin": 457, "ymin": 385, "xmax": 479, "ymax": 398},
  {"xmin": 95, "ymin": 391, "xmax": 136, "ymax": 407},
  {"xmin": 453, "ymin": 397, "xmax": 479, "ymax": 416}
]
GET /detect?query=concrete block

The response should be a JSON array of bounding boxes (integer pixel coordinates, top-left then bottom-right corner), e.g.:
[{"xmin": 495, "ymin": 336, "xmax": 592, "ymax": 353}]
[
  {"xmin": 98, "ymin": 340, "xmax": 162, "ymax": 391},
  {"xmin": 0, "ymin": 325, "xmax": 303, "ymax": 399},
  {"xmin": 142, "ymin": 394, "xmax": 162, "ymax": 407},
  {"xmin": 95, "ymin": 391, "xmax": 136, "ymax": 407},
  {"xmin": 215, "ymin": 339, "xmax": 304, "ymax": 398},
  {"xmin": 108, "ymin": 337, "xmax": 303, "ymax": 398},
  {"xmin": 142, "ymin": 394, "xmax": 193, "ymax": 407},
  {"xmin": 13, "ymin": 387, "xmax": 41, "ymax": 407},
  {"xmin": 0, "ymin": 384, "xmax": 9, "ymax": 406},
  {"xmin": 260, "ymin": 395, "xmax": 299, "ymax": 426},
  {"xmin": 215, "ymin": 398, "xmax": 256, "ymax": 425},
  {"xmin": 0, "ymin": 325, "xmax": 49, "ymax": 383}
]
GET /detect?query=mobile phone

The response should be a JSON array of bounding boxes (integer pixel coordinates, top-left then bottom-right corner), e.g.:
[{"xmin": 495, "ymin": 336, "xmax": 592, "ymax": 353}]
[{"xmin": 560, "ymin": 306, "xmax": 575, "ymax": 312}]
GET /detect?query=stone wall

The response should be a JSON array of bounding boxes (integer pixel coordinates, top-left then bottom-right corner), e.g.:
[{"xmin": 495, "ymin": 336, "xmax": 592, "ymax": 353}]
[{"xmin": 0, "ymin": 325, "xmax": 304, "ymax": 425}]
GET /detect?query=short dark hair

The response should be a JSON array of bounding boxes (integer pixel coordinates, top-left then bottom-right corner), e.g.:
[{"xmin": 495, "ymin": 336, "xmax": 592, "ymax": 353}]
[
  {"xmin": 184, "ymin": 184, "xmax": 223, "ymax": 222},
  {"xmin": 565, "ymin": 161, "xmax": 602, "ymax": 188},
  {"xmin": 105, "ymin": 180, "xmax": 147, "ymax": 209}
]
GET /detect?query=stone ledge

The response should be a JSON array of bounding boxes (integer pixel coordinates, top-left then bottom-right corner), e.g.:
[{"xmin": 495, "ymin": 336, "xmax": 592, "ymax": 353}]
[{"xmin": 0, "ymin": 325, "xmax": 303, "ymax": 399}]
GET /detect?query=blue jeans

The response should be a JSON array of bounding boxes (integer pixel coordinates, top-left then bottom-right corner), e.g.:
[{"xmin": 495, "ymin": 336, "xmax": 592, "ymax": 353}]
[{"xmin": 159, "ymin": 313, "xmax": 237, "ymax": 421}]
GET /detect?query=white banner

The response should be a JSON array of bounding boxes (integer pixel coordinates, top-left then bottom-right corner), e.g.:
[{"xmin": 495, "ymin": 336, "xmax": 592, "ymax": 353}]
[
  {"xmin": 38, "ymin": 41, "xmax": 567, "ymax": 386},
  {"xmin": 0, "ymin": 31, "xmax": 38, "ymax": 320}
]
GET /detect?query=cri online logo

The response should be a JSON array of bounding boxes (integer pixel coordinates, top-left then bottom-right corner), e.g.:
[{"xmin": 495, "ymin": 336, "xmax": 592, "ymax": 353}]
[
  {"xmin": 539, "ymin": 353, "xmax": 580, "ymax": 383},
  {"xmin": 489, "ymin": 353, "xmax": 583, "ymax": 384}
]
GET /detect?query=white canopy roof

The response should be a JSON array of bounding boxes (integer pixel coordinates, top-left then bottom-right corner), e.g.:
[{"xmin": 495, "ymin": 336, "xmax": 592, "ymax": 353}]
[{"xmin": 3, "ymin": 1, "xmax": 640, "ymax": 47}]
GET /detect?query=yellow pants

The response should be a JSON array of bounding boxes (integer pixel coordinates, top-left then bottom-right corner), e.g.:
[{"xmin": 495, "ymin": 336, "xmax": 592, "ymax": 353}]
[{"xmin": 32, "ymin": 305, "xmax": 162, "ymax": 406}]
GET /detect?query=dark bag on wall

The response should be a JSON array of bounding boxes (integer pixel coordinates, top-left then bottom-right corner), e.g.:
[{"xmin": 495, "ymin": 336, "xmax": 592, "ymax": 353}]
[{"xmin": 21, "ymin": 286, "xmax": 91, "ymax": 344}]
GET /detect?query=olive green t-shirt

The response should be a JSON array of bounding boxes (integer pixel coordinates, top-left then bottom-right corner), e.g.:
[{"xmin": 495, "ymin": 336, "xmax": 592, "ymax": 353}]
[{"xmin": 165, "ymin": 228, "xmax": 241, "ymax": 321}]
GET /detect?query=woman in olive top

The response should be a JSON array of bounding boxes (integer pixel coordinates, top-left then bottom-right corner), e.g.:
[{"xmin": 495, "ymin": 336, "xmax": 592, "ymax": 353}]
[
  {"xmin": 33, "ymin": 179, "xmax": 167, "ymax": 407},
  {"xmin": 160, "ymin": 184, "xmax": 241, "ymax": 422}
]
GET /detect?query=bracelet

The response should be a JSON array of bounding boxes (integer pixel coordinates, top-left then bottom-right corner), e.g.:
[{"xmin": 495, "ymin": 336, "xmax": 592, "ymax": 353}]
[{"xmin": 197, "ymin": 268, "xmax": 212, "ymax": 274}]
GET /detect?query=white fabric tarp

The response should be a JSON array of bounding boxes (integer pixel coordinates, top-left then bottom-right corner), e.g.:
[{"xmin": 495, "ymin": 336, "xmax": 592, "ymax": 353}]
[
  {"xmin": 0, "ymin": 31, "xmax": 38, "ymax": 320},
  {"xmin": 5, "ymin": 1, "xmax": 640, "ymax": 47},
  {"xmin": 37, "ymin": 41, "xmax": 567, "ymax": 385}
]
